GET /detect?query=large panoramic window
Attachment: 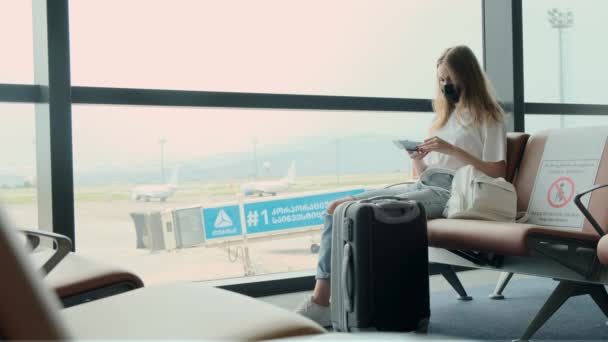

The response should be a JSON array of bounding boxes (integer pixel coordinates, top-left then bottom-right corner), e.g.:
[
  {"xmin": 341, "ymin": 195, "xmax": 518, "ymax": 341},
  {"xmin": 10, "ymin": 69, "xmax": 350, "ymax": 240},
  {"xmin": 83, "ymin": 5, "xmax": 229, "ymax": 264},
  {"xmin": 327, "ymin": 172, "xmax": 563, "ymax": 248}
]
[
  {"xmin": 71, "ymin": 105, "xmax": 434, "ymax": 284},
  {"xmin": 69, "ymin": 0, "xmax": 482, "ymax": 98},
  {"xmin": 0, "ymin": 1, "xmax": 34, "ymax": 84},
  {"xmin": 0, "ymin": 104, "xmax": 38, "ymax": 230},
  {"xmin": 523, "ymin": 0, "xmax": 608, "ymax": 104},
  {"xmin": 525, "ymin": 114, "xmax": 608, "ymax": 134}
]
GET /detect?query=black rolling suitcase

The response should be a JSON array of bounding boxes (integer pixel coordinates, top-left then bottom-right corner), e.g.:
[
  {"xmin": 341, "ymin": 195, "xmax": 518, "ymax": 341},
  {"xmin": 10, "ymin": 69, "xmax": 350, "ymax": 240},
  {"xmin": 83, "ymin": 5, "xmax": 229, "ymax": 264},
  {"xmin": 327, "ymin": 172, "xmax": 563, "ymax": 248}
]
[{"xmin": 330, "ymin": 197, "xmax": 429, "ymax": 332}]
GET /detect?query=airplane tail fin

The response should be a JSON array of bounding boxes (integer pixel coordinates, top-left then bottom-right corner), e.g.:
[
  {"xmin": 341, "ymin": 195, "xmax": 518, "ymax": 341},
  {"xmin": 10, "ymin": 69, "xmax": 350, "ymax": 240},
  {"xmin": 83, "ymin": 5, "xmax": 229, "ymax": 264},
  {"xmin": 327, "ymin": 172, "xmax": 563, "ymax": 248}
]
[
  {"xmin": 284, "ymin": 161, "xmax": 296, "ymax": 184},
  {"xmin": 168, "ymin": 166, "xmax": 180, "ymax": 187}
]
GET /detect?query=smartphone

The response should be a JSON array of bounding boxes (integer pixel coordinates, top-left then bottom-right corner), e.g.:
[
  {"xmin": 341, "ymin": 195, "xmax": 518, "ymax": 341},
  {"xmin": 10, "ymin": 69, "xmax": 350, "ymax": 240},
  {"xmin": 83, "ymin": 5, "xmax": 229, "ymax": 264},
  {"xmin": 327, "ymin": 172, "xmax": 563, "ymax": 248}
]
[{"xmin": 392, "ymin": 139, "xmax": 422, "ymax": 152}]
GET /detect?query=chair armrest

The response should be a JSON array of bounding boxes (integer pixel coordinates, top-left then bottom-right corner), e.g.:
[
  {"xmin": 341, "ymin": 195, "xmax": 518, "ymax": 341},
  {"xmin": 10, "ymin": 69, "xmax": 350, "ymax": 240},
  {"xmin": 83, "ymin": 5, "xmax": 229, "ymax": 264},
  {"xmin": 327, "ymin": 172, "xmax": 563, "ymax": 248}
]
[
  {"xmin": 24, "ymin": 231, "xmax": 41, "ymax": 250},
  {"xmin": 574, "ymin": 183, "xmax": 608, "ymax": 237},
  {"xmin": 20, "ymin": 229, "xmax": 73, "ymax": 275}
]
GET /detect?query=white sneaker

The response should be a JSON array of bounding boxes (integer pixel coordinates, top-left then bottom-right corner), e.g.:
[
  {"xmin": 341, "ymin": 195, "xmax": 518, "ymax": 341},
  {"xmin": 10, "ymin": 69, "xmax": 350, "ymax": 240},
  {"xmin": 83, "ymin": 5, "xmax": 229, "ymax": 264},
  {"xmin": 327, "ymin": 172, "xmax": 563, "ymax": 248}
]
[{"xmin": 295, "ymin": 295, "xmax": 332, "ymax": 327}]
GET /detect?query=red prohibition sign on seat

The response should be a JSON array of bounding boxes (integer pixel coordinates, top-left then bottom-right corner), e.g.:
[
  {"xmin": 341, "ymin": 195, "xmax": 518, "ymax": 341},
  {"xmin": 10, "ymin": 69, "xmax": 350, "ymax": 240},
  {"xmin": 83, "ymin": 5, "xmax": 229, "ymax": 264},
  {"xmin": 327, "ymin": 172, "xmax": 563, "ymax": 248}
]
[{"xmin": 546, "ymin": 176, "xmax": 575, "ymax": 209}]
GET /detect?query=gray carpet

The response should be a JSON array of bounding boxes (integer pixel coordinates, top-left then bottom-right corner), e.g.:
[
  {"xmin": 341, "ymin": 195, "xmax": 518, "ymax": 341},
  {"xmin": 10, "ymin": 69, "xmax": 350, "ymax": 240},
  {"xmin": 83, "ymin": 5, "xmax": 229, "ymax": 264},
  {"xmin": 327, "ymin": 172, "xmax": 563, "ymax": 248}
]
[{"xmin": 428, "ymin": 277, "xmax": 608, "ymax": 340}]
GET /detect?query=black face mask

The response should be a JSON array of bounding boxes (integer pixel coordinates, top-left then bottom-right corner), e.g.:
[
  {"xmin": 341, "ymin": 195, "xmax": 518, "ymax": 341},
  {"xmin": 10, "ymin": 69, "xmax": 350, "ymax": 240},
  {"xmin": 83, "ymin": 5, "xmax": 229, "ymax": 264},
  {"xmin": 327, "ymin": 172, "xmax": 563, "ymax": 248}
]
[{"xmin": 442, "ymin": 83, "xmax": 460, "ymax": 103}]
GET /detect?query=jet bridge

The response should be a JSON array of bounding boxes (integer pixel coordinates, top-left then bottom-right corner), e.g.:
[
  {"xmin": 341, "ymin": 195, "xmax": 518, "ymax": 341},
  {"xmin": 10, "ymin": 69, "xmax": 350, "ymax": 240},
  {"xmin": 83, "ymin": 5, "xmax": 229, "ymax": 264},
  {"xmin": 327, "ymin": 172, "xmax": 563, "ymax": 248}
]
[{"xmin": 130, "ymin": 188, "xmax": 365, "ymax": 276}]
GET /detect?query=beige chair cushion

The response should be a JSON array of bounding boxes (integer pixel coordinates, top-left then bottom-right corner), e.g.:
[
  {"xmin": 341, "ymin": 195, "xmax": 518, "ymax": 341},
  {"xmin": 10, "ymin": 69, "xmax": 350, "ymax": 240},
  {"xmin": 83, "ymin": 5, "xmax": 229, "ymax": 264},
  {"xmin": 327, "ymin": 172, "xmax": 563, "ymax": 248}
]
[
  {"xmin": 428, "ymin": 219, "xmax": 599, "ymax": 256},
  {"xmin": 62, "ymin": 283, "xmax": 325, "ymax": 340}
]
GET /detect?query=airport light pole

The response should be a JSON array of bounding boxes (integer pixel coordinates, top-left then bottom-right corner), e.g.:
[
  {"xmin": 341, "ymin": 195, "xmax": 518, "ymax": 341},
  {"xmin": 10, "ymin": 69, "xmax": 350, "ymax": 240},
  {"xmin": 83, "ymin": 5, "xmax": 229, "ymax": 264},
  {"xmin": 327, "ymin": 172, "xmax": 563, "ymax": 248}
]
[
  {"xmin": 335, "ymin": 139, "xmax": 340, "ymax": 185},
  {"xmin": 252, "ymin": 138, "xmax": 258, "ymax": 179},
  {"xmin": 547, "ymin": 8, "xmax": 574, "ymax": 128},
  {"xmin": 262, "ymin": 161, "xmax": 272, "ymax": 177},
  {"xmin": 158, "ymin": 138, "xmax": 167, "ymax": 182}
]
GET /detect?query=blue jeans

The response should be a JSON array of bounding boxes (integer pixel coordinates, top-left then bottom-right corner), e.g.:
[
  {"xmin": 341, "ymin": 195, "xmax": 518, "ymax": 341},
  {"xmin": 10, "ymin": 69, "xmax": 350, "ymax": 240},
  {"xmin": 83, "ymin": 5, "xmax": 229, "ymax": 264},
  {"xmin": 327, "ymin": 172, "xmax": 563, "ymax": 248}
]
[{"xmin": 315, "ymin": 168, "xmax": 454, "ymax": 280}]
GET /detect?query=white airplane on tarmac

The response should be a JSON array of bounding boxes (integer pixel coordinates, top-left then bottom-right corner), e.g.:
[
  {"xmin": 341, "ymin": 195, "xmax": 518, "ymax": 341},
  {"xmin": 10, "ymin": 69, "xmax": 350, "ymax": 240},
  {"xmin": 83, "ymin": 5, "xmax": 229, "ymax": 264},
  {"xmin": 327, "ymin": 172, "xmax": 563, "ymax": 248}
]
[
  {"xmin": 131, "ymin": 167, "xmax": 179, "ymax": 202},
  {"xmin": 240, "ymin": 161, "xmax": 296, "ymax": 196}
]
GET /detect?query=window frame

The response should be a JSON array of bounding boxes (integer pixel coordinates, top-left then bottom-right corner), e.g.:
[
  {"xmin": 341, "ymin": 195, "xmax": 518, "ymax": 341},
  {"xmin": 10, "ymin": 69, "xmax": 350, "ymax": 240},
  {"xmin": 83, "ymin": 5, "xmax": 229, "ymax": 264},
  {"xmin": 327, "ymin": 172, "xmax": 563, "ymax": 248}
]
[{"xmin": 3, "ymin": 0, "xmax": 606, "ymax": 293}]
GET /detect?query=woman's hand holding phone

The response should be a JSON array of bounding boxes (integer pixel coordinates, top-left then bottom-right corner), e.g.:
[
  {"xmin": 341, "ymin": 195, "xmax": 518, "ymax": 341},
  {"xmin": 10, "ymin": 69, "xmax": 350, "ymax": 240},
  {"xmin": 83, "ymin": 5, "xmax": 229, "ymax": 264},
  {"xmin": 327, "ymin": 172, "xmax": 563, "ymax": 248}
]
[
  {"xmin": 417, "ymin": 136, "xmax": 456, "ymax": 155},
  {"xmin": 407, "ymin": 149, "xmax": 428, "ymax": 160}
]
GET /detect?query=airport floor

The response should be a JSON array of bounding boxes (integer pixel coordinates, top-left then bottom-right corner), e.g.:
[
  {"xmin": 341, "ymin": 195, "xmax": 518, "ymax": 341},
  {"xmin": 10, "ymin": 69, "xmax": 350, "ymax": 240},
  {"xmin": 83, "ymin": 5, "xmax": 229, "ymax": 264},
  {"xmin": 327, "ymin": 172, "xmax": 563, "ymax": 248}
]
[
  {"xmin": 259, "ymin": 269, "xmax": 519, "ymax": 340},
  {"xmin": 259, "ymin": 269, "xmax": 519, "ymax": 310},
  {"xmin": 259, "ymin": 270, "xmax": 608, "ymax": 340}
]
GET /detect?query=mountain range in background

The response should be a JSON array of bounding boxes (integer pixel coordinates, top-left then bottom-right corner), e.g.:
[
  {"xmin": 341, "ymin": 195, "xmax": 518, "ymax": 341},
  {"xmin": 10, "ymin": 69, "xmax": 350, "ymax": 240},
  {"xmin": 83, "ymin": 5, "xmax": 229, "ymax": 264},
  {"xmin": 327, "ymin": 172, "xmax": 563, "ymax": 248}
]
[{"xmin": 0, "ymin": 134, "xmax": 414, "ymax": 187}]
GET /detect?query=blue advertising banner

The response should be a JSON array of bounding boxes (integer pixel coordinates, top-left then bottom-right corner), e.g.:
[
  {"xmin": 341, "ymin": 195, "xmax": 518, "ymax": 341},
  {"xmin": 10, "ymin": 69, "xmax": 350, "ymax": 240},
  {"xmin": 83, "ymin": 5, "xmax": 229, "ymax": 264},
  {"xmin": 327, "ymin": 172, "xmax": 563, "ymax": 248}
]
[
  {"xmin": 202, "ymin": 205, "xmax": 243, "ymax": 240},
  {"xmin": 243, "ymin": 189, "xmax": 364, "ymax": 234}
]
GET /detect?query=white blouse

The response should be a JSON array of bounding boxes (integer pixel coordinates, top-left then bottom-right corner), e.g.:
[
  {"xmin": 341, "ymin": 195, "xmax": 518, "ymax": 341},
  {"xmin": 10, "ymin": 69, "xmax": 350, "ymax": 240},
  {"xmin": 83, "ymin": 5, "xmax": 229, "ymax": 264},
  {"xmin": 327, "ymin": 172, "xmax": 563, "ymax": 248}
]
[{"xmin": 424, "ymin": 111, "xmax": 507, "ymax": 171}]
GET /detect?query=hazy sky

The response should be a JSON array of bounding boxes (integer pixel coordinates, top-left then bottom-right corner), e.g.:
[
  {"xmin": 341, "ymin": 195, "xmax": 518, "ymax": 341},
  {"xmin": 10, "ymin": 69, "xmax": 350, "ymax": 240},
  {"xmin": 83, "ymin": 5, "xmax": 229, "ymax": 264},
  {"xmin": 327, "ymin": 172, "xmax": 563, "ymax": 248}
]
[
  {"xmin": 523, "ymin": 0, "xmax": 608, "ymax": 103},
  {"xmin": 1, "ymin": 0, "xmax": 607, "ymax": 179}
]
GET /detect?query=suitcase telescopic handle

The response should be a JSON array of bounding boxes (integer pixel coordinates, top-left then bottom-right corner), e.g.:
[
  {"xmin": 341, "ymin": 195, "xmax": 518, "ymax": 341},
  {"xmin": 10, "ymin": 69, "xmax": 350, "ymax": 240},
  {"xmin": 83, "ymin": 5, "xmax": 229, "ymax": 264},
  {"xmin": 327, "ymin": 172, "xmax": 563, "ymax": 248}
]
[
  {"xmin": 360, "ymin": 196, "xmax": 421, "ymax": 223},
  {"xmin": 342, "ymin": 243, "xmax": 354, "ymax": 314},
  {"xmin": 371, "ymin": 205, "xmax": 420, "ymax": 224},
  {"xmin": 362, "ymin": 197, "xmax": 421, "ymax": 224}
]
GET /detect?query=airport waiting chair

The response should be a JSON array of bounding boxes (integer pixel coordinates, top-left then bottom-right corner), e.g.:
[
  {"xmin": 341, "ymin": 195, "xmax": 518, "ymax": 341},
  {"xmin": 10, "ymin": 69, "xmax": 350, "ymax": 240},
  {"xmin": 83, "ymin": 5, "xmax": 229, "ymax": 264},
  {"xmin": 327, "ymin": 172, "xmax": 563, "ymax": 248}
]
[
  {"xmin": 21, "ymin": 229, "xmax": 144, "ymax": 308},
  {"xmin": 413, "ymin": 132, "xmax": 529, "ymax": 301},
  {"xmin": 426, "ymin": 129, "xmax": 608, "ymax": 340},
  {"xmin": 31, "ymin": 250, "xmax": 145, "ymax": 307},
  {"xmin": 0, "ymin": 209, "xmax": 325, "ymax": 340}
]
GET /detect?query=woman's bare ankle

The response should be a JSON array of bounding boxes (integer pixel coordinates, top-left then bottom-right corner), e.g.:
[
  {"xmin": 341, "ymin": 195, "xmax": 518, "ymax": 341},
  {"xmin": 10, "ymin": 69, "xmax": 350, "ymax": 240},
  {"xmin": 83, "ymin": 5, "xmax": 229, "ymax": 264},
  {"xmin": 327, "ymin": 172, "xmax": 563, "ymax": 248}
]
[{"xmin": 312, "ymin": 280, "xmax": 331, "ymax": 306}]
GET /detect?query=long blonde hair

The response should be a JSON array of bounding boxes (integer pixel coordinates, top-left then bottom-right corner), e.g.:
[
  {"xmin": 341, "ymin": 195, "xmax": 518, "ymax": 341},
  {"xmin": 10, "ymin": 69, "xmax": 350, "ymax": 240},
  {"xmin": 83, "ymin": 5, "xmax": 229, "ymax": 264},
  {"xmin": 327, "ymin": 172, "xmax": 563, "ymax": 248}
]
[{"xmin": 431, "ymin": 45, "xmax": 504, "ymax": 132}]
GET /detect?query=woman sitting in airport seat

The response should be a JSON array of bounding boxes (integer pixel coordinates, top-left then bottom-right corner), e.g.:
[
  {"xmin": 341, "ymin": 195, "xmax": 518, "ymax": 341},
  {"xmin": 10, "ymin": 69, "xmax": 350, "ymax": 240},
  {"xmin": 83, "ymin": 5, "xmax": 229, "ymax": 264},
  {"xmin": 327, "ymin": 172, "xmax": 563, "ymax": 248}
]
[{"xmin": 295, "ymin": 45, "xmax": 508, "ymax": 326}]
